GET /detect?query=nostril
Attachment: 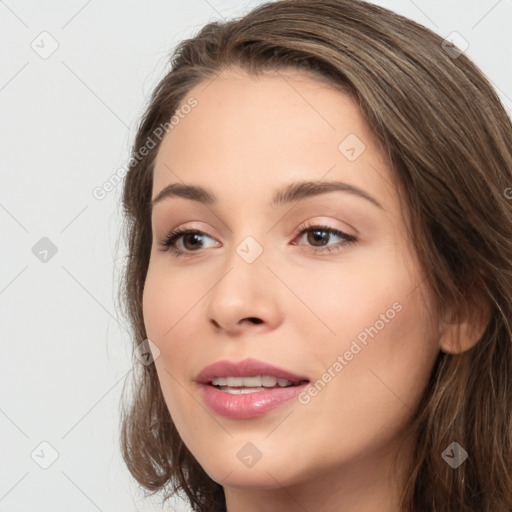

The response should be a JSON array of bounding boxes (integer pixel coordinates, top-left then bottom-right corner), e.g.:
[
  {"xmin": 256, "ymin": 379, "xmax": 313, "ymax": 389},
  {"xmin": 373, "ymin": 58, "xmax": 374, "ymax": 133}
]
[{"xmin": 247, "ymin": 317, "xmax": 263, "ymax": 325}]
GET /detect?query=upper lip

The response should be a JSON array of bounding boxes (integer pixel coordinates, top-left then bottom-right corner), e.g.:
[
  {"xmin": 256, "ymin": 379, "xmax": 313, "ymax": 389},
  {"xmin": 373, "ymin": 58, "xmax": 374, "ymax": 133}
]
[{"xmin": 195, "ymin": 358, "xmax": 310, "ymax": 384}]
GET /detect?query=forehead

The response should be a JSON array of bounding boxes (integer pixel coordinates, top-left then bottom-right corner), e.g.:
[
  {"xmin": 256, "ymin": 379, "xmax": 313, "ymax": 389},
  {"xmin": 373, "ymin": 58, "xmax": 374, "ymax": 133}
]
[{"xmin": 152, "ymin": 69, "xmax": 392, "ymax": 211}]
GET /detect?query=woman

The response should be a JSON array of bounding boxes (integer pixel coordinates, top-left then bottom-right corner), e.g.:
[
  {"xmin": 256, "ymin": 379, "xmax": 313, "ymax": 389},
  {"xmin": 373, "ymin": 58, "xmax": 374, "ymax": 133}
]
[{"xmin": 118, "ymin": 1, "xmax": 512, "ymax": 510}]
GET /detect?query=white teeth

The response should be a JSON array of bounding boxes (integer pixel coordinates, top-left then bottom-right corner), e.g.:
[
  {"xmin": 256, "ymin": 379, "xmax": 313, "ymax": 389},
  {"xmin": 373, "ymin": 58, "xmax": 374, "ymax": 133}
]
[
  {"xmin": 261, "ymin": 376, "xmax": 277, "ymax": 387},
  {"xmin": 211, "ymin": 375, "xmax": 294, "ymax": 388},
  {"xmin": 226, "ymin": 377, "xmax": 244, "ymax": 387},
  {"xmin": 219, "ymin": 387, "xmax": 265, "ymax": 394},
  {"xmin": 240, "ymin": 376, "xmax": 263, "ymax": 387}
]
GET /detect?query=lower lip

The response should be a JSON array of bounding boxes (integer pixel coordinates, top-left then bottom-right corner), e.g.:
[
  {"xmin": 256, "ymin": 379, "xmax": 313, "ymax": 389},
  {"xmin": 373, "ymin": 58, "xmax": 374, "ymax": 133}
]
[{"xmin": 200, "ymin": 383, "xmax": 309, "ymax": 419}]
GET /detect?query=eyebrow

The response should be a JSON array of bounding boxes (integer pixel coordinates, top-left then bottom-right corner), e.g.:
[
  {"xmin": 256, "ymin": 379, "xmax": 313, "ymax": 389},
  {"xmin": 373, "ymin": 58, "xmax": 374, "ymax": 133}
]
[{"xmin": 150, "ymin": 180, "xmax": 384, "ymax": 211}]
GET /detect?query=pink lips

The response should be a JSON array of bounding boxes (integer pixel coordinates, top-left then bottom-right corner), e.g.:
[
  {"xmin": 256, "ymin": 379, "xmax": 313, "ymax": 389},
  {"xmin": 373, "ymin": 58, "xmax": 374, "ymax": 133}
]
[{"xmin": 196, "ymin": 358, "xmax": 309, "ymax": 419}]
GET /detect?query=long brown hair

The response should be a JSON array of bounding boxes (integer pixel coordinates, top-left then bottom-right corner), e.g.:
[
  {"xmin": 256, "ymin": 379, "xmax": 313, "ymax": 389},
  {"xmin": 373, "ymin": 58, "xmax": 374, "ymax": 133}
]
[{"xmin": 117, "ymin": 1, "xmax": 512, "ymax": 510}]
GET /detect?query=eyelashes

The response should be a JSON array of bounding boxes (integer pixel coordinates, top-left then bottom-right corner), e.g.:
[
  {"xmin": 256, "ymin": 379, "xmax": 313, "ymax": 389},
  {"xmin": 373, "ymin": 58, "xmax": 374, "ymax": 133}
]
[
  {"xmin": 158, "ymin": 223, "xmax": 357, "ymax": 258},
  {"xmin": 159, "ymin": 228, "xmax": 215, "ymax": 257}
]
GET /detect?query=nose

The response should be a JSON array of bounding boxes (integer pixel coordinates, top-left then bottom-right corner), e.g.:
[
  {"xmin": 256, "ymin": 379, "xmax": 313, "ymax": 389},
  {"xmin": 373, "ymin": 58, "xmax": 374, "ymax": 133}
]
[{"xmin": 203, "ymin": 248, "xmax": 284, "ymax": 337}]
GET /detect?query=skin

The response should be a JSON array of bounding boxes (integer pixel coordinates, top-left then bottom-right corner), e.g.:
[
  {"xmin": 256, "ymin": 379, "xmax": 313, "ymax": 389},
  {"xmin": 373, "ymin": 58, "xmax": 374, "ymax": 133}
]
[{"xmin": 142, "ymin": 68, "xmax": 452, "ymax": 512}]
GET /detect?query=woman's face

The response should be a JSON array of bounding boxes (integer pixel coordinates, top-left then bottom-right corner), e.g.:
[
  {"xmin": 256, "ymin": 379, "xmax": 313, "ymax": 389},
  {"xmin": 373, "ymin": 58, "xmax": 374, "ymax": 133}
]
[{"xmin": 143, "ymin": 69, "xmax": 441, "ymax": 494}]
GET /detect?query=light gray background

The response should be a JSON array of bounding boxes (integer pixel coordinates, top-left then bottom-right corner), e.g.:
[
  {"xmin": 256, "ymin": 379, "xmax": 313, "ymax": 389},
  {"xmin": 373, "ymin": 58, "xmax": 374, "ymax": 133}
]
[{"xmin": 1, "ymin": 1, "xmax": 511, "ymax": 511}]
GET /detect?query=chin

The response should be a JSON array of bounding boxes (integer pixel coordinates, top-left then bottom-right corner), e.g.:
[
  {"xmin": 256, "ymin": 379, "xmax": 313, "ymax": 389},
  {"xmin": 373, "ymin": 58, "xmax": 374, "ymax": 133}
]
[
  {"xmin": 208, "ymin": 464, "xmax": 293, "ymax": 490},
  {"xmin": 192, "ymin": 442, "xmax": 310, "ymax": 491}
]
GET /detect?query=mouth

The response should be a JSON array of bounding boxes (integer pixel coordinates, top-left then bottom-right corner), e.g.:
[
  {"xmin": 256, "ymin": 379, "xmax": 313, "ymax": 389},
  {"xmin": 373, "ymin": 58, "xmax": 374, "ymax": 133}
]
[
  {"xmin": 209, "ymin": 375, "xmax": 308, "ymax": 394},
  {"xmin": 196, "ymin": 359, "xmax": 310, "ymax": 419}
]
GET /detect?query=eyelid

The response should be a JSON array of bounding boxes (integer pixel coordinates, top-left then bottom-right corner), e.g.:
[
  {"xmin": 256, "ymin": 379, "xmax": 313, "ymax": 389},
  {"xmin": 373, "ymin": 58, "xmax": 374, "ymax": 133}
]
[
  {"xmin": 166, "ymin": 217, "xmax": 355, "ymax": 239},
  {"xmin": 158, "ymin": 218, "xmax": 358, "ymax": 259},
  {"xmin": 292, "ymin": 218, "xmax": 356, "ymax": 238},
  {"xmin": 164, "ymin": 221, "xmax": 219, "ymax": 238}
]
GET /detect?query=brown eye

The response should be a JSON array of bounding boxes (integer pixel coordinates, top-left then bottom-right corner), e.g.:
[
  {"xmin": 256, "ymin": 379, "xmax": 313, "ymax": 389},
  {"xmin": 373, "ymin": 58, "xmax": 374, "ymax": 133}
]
[
  {"xmin": 293, "ymin": 225, "xmax": 357, "ymax": 254},
  {"xmin": 181, "ymin": 232, "xmax": 206, "ymax": 251},
  {"xmin": 306, "ymin": 229, "xmax": 331, "ymax": 247},
  {"xmin": 159, "ymin": 228, "xmax": 219, "ymax": 256}
]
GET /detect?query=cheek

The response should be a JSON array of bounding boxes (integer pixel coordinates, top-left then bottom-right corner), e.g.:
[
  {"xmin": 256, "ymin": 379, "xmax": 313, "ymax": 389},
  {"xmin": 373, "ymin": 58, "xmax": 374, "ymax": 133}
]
[
  {"xmin": 291, "ymin": 247, "xmax": 438, "ymax": 429},
  {"xmin": 305, "ymin": 275, "xmax": 438, "ymax": 429},
  {"xmin": 141, "ymin": 267, "xmax": 201, "ymax": 441},
  {"xmin": 142, "ymin": 266, "xmax": 193, "ymax": 401},
  {"xmin": 142, "ymin": 260, "xmax": 204, "ymax": 341},
  {"xmin": 282, "ymin": 289, "xmax": 439, "ymax": 475},
  {"xmin": 142, "ymin": 261, "xmax": 209, "ymax": 407},
  {"xmin": 274, "ymin": 248, "xmax": 415, "ymax": 362}
]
